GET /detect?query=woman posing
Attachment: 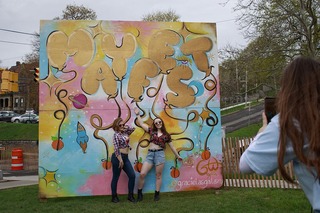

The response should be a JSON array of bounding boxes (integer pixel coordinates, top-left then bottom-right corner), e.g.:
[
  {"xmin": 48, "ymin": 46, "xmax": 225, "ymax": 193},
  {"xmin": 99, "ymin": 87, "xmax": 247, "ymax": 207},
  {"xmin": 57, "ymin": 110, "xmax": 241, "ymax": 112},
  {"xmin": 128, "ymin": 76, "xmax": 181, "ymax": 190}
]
[
  {"xmin": 110, "ymin": 117, "xmax": 136, "ymax": 203},
  {"xmin": 134, "ymin": 108, "xmax": 182, "ymax": 201}
]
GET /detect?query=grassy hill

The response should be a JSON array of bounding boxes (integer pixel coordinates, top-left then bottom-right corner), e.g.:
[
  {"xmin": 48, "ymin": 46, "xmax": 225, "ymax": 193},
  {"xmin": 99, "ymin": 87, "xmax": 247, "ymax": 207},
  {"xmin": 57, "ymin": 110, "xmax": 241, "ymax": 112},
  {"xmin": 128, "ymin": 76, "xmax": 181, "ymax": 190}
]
[{"xmin": 0, "ymin": 123, "xmax": 38, "ymax": 140}]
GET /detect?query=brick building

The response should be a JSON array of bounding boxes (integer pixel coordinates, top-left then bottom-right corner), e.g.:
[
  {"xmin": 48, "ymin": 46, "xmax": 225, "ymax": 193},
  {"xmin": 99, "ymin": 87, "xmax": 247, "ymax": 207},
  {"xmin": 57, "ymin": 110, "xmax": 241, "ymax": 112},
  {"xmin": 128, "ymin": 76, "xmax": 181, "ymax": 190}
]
[{"xmin": 0, "ymin": 61, "xmax": 39, "ymax": 114}]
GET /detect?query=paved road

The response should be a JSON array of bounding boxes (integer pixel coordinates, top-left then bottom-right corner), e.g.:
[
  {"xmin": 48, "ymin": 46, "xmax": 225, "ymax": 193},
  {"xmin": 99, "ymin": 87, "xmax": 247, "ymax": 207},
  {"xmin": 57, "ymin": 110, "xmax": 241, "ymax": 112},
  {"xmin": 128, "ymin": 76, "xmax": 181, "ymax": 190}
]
[
  {"xmin": 221, "ymin": 103, "xmax": 264, "ymax": 133},
  {"xmin": 2, "ymin": 169, "xmax": 37, "ymax": 177},
  {"xmin": 0, "ymin": 169, "xmax": 38, "ymax": 190}
]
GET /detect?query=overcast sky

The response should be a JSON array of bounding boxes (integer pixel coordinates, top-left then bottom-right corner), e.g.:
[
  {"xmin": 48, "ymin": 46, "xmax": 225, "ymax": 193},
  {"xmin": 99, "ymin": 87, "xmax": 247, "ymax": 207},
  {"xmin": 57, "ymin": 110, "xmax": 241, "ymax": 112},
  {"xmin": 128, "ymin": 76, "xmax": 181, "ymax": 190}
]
[{"xmin": 0, "ymin": 0, "xmax": 246, "ymax": 68}]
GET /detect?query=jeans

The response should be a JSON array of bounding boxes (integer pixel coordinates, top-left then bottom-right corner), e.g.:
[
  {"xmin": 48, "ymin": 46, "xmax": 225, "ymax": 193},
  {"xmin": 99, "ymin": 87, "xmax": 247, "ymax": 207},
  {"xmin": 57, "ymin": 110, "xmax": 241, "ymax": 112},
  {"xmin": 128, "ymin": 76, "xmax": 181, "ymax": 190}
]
[{"xmin": 111, "ymin": 153, "xmax": 135, "ymax": 195}]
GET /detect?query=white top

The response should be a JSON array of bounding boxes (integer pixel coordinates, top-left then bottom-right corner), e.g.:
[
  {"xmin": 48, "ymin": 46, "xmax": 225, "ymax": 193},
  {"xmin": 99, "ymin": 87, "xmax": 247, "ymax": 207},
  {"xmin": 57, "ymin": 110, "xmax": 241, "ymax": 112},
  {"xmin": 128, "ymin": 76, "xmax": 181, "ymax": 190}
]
[{"xmin": 239, "ymin": 114, "xmax": 320, "ymax": 211}]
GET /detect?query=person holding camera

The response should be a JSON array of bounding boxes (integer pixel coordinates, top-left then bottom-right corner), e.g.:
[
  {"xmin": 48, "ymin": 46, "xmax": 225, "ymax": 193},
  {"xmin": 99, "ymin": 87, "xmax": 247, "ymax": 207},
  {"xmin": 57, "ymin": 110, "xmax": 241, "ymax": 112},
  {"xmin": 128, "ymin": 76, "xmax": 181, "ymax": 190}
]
[{"xmin": 239, "ymin": 56, "xmax": 320, "ymax": 212}]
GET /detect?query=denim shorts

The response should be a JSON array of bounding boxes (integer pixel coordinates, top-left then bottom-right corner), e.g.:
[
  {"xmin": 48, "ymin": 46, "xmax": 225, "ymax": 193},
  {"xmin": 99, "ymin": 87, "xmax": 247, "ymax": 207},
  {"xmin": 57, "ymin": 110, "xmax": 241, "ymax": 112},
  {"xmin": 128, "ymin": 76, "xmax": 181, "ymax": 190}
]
[{"xmin": 145, "ymin": 150, "xmax": 165, "ymax": 166}]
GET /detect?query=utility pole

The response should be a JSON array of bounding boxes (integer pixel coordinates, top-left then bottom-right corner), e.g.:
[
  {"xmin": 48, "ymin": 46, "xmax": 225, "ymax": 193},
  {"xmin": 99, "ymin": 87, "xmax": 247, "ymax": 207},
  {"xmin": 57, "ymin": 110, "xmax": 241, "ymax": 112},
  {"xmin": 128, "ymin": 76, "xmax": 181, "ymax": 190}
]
[
  {"xmin": 245, "ymin": 69, "xmax": 248, "ymax": 106},
  {"xmin": 236, "ymin": 61, "xmax": 239, "ymax": 93}
]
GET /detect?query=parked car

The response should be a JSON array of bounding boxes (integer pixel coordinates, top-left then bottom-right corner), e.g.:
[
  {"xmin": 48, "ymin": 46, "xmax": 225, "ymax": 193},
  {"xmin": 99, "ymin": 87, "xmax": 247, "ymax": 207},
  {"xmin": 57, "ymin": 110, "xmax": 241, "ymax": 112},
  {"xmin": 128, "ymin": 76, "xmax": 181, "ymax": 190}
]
[
  {"xmin": 0, "ymin": 111, "xmax": 14, "ymax": 117},
  {"xmin": 0, "ymin": 112, "xmax": 20, "ymax": 122},
  {"xmin": 22, "ymin": 114, "xmax": 38, "ymax": 123},
  {"xmin": 11, "ymin": 113, "xmax": 38, "ymax": 123}
]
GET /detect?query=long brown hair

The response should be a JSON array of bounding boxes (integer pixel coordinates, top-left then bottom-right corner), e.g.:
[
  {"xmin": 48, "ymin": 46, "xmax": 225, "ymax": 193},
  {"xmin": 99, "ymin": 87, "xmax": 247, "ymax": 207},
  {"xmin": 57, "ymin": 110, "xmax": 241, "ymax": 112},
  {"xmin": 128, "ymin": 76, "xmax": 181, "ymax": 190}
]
[
  {"xmin": 151, "ymin": 117, "xmax": 170, "ymax": 136},
  {"xmin": 277, "ymin": 56, "xmax": 320, "ymax": 182}
]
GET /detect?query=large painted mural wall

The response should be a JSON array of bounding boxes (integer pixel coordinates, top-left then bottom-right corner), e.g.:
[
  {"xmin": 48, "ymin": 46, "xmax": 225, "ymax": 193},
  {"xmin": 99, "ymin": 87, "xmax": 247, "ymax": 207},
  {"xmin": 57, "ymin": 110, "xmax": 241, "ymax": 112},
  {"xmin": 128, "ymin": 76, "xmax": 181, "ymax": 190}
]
[{"xmin": 38, "ymin": 20, "xmax": 222, "ymax": 198}]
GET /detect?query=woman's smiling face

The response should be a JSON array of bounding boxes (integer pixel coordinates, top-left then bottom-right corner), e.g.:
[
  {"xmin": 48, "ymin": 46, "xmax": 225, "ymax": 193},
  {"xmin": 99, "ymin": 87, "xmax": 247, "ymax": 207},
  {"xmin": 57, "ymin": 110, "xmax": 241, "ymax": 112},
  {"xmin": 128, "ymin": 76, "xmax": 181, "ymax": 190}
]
[{"xmin": 154, "ymin": 118, "xmax": 162, "ymax": 128}]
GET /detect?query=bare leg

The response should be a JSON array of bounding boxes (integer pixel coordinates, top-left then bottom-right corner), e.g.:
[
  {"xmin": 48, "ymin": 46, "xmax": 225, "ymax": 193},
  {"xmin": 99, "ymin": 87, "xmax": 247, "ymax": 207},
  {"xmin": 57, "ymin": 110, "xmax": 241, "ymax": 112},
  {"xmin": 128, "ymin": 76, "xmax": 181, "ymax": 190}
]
[
  {"xmin": 138, "ymin": 161, "xmax": 153, "ymax": 189},
  {"xmin": 155, "ymin": 163, "xmax": 164, "ymax": 191}
]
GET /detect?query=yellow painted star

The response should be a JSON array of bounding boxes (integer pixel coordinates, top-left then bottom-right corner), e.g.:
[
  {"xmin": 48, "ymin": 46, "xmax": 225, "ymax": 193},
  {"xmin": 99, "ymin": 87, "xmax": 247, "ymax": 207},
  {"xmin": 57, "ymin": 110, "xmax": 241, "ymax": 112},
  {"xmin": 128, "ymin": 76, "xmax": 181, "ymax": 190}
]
[
  {"xmin": 200, "ymin": 108, "xmax": 211, "ymax": 121},
  {"xmin": 42, "ymin": 67, "xmax": 63, "ymax": 95},
  {"xmin": 42, "ymin": 169, "xmax": 58, "ymax": 186}
]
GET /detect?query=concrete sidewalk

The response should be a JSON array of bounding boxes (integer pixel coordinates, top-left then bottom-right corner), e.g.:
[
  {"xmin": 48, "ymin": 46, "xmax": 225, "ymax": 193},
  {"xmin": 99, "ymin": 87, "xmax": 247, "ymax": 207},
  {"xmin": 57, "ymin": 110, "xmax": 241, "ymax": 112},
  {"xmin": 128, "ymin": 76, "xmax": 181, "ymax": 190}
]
[{"xmin": 0, "ymin": 169, "xmax": 38, "ymax": 190}]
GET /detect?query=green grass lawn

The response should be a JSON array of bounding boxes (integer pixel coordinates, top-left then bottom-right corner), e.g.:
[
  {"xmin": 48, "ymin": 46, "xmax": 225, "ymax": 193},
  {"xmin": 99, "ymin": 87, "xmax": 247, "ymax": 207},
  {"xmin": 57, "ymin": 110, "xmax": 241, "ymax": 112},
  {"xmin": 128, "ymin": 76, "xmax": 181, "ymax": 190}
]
[
  {"xmin": 226, "ymin": 123, "xmax": 262, "ymax": 138},
  {"xmin": 0, "ymin": 185, "xmax": 310, "ymax": 213},
  {"xmin": 0, "ymin": 122, "xmax": 38, "ymax": 140}
]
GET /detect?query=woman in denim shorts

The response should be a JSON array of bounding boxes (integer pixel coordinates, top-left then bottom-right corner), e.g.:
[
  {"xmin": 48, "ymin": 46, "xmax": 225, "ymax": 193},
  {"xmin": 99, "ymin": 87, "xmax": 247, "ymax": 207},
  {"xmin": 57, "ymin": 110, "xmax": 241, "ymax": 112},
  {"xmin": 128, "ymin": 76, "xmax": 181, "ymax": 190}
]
[{"xmin": 134, "ymin": 108, "xmax": 182, "ymax": 201}]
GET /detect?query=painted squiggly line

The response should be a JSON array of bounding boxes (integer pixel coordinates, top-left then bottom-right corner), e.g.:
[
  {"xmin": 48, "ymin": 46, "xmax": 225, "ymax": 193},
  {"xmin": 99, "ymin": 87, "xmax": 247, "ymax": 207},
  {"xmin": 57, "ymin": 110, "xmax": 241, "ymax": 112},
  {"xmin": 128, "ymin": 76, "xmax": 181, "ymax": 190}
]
[
  {"xmin": 53, "ymin": 89, "xmax": 69, "ymax": 151},
  {"xmin": 55, "ymin": 70, "xmax": 77, "ymax": 96},
  {"xmin": 204, "ymin": 72, "xmax": 218, "ymax": 101},
  {"xmin": 197, "ymin": 124, "xmax": 203, "ymax": 151},
  {"xmin": 172, "ymin": 137, "xmax": 194, "ymax": 167},
  {"xmin": 89, "ymin": 95, "xmax": 124, "ymax": 167},
  {"xmin": 166, "ymin": 110, "xmax": 199, "ymax": 133},
  {"xmin": 90, "ymin": 114, "xmax": 111, "ymax": 167},
  {"xmin": 201, "ymin": 109, "xmax": 218, "ymax": 151},
  {"xmin": 203, "ymin": 125, "xmax": 215, "ymax": 152},
  {"xmin": 201, "ymin": 72, "xmax": 219, "ymax": 150},
  {"xmin": 147, "ymin": 74, "xmax": 164, "ymax": 100},
  {"xmin": 146, "ymin": 73, "xmax": 165, "ymax": 120},
  {"xmin": 119, "ymin": 80, "xmax": 133, "ymax": 124},
  {"xmin": 135, "ymin": 137, "xmax": 150, "ymax": 162},
  {"xmin": 165, "ymin": 110, "xmax": 199, "ymax": 163}
]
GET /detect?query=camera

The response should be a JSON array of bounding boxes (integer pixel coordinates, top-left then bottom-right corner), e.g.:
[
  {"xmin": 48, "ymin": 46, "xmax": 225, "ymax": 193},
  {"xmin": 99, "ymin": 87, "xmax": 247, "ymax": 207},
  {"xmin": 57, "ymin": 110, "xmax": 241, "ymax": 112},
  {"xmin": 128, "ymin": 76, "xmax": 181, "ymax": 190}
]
[{"xmin": 264, "ymin": 97, "xmax": 277, "ymax": 123}]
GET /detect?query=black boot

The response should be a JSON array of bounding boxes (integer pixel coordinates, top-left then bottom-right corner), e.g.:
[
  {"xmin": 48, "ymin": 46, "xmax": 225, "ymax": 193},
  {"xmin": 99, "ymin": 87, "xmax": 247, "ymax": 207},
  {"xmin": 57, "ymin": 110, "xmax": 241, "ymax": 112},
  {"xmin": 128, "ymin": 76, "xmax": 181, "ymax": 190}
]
[
  {"xmin": 128, "ymin": 193, "xmax": 136, "ymax": 203},
  {"xmin": 111, "ymin": 194, "xmax": 119, "ymax": 203},
  {"xmin": 137, "ymin": 189, "xmax": 143, "ymax": 202},
  {"xmin": 154, "ymin": 190, "xmax": 160, "ymax": 201}
]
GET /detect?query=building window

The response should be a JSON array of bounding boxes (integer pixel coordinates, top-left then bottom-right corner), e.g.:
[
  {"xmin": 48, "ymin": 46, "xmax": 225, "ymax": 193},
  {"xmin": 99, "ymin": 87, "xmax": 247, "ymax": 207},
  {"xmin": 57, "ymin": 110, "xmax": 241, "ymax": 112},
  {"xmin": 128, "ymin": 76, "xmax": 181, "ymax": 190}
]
[
  {"xmin": 15, "ymin": 98, "xmax": 19, "ymax": 107},
  {"xmin": 20, "ymin": 98, "xmax": 24, "ymax": 107},
  {"xmin": 5, "ymin": 98, "xmax": 9, "ymax": 107}
]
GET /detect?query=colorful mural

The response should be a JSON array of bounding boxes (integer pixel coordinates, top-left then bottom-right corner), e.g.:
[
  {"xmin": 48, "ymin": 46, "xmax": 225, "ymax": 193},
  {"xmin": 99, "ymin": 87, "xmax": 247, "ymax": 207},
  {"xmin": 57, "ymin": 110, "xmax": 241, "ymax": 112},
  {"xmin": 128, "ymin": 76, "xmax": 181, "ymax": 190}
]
[{"xmin": 38, "ymin": 20, "xmax": 222, "ymax": 198}]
